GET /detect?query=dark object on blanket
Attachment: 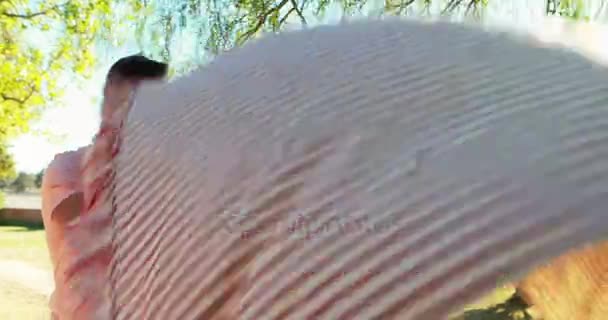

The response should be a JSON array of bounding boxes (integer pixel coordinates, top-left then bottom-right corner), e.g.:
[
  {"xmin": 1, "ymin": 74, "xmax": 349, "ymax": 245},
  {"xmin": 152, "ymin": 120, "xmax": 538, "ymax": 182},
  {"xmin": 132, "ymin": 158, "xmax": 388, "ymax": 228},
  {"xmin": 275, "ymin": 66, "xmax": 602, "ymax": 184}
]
[
  {"xmin": 106, "ymin": 54, "xmax": 168, "ymax": 81},
  {"xmin": 100, "ymin": 54, "xmax": 168, "ymax": 124}
]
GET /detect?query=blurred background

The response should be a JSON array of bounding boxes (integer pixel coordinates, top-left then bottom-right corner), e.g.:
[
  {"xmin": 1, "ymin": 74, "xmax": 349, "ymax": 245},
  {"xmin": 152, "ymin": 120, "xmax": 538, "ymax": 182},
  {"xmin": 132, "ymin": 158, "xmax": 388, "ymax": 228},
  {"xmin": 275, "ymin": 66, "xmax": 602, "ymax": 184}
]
[{"xmin": 1, "ymin": 0, "xmax": 608, "ymax": 319}]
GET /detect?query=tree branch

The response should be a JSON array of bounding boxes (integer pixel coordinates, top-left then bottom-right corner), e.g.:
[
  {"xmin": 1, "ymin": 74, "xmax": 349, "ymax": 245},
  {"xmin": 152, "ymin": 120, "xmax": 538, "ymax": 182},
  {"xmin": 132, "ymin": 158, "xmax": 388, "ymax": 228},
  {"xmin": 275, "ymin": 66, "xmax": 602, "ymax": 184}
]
[
  {"xmin": 546, "ymin": 0, "xmax": 558, "ymax": 15},
  {"xmin": 1, "ymin": 2, "xmax": 66, "ymax": 19},
  {"xmin": 237, "ymin": 0, "xmax": 290, "ymax": 44},
  {"xmin": 385, "ymin": 0, "xmax": 415, "ymax": 15},
  {"xmin": 279, "ymin": 7, "xmax": 296, "ymax": 26},
  {"xmin": 0, "ymin": 93, "xmax": 23, "ymax": 104},
  {"xmin": 399, "ymin": 0, "xmax": 416, "ymax": 15},
  {"xmin": 1, "ymin": 43, "xmax": 68, "ymax": 108},
  {"xmin": 0, "ymin": 87, "xmax": 34, "ymax": 105},
  {"xmin": 594, "ymin": 0, "xmax": 607, "ymax": 20},
  {"xmin": 442, "ymin": 0, "xmax": 463, "ymax": 16},
  {"xmin": 290, "ymin": 0, "xmax": 307, "ymax": 25},
  {"xmin": 465, "ymin": 0, "xmax": 478, "ymax": 15}
]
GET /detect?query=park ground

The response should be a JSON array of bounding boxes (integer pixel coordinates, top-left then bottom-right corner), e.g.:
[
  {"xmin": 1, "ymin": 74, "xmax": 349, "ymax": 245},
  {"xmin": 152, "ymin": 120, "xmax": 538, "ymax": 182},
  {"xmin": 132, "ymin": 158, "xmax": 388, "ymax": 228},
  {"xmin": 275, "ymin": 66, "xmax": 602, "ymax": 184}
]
[
  {"xmin": 0, "ymin": 225, "xmax": 52, "ymax": 320},
  {"xmin": 0, "ymin": 221, "xmax": 530, "ymax": 320}
]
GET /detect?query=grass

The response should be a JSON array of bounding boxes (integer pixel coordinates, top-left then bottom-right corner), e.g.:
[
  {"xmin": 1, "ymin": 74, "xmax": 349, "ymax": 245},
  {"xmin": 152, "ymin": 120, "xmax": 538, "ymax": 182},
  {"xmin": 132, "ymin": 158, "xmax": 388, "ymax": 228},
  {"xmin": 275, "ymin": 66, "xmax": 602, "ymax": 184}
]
[
  {"xmin": 453, "ymin": 289, "xmax": 533, "ymax": 320},
  {"xmin": 465, "ymin": 285, "xmax": 517, "ymax": 310},
  {"xmin": 0, "ymin": 224, "xmax": 51, "ymax": 270},
  {"xmin": 0, "ymin": 225, "xmax": 52, "ymax": 319},
  {"xmin": 446, "ymin": 284, "xmax": 534, "ymax": 320}
]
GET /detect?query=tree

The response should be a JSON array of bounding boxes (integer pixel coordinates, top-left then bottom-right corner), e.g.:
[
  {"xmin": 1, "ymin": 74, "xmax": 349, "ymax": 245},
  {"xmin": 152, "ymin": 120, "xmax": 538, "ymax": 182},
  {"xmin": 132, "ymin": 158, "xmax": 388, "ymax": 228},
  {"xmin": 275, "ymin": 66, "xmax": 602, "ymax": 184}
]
[
  {"xmin": 34, "ymin": 169, "xmax": 44, "ymax": 189},
  {"xmin": 0, "ymin": 142, "xmax": 16, "ymax": 184},
  {"xmin": 9, "ymin": 172, "xmax": 35, "ymax": 193},
  {"xmin": 0, "ymin": 0, "xmax": 145, "ymax": 182},
  {"xmin": 132, "ymin": 0, "xmax": 597, "ymax": 68}
]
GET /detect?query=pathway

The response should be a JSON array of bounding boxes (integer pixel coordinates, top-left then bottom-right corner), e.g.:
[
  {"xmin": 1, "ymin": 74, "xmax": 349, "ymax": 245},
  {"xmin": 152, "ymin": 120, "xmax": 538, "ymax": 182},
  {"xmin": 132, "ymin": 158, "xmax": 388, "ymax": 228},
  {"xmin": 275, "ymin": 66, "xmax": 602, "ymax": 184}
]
[{"xmin": 0, "ymin": 260, "xmax": 54, "ymax": 296}]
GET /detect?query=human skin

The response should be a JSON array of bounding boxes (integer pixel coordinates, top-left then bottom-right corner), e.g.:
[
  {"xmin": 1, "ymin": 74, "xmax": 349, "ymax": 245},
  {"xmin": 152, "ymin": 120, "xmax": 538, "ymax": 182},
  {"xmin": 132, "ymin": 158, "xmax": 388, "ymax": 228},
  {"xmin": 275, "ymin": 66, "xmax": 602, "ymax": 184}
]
[
  {"xmin": 516, "ymin": 241, "xmax": 608, "ymax": 320},
  {"xmin": 513, "ymin": 19, "xmax": 608, "ymax": 320}
]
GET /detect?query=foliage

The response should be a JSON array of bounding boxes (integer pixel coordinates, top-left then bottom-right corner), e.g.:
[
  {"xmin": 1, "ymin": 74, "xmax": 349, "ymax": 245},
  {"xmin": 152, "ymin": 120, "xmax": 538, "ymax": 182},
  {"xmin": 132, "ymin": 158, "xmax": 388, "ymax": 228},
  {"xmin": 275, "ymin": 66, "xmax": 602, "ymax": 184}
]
[
  {"xmin": 133, "ymin": 0, "xmax": 603, "ymax": 65},
  {"xmin": 34, "ymin": 170, "xmax": 43, "ymax": 189},
  {"xmin": 548, "ymin": 0, "xmax": 590, "ymax": 21},
  {"xmin": 8, "ymin": 172, "xmax": 35, "ymax": 193},
  {"xmin": 0, "ymin": 143, "xmax": 16, "ymax": 184},
  {"xmin": 0, "ymin": 0, "xmax": 145, "ymax": 180}
]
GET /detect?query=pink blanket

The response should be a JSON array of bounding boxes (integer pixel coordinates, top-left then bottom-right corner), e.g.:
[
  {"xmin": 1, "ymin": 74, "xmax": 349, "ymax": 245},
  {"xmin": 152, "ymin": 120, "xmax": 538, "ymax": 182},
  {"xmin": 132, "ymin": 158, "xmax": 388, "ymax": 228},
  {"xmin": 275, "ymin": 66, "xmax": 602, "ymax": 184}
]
[{"xmin": 48, "ymin": 20, "xmax": 608, "ymax": 319}]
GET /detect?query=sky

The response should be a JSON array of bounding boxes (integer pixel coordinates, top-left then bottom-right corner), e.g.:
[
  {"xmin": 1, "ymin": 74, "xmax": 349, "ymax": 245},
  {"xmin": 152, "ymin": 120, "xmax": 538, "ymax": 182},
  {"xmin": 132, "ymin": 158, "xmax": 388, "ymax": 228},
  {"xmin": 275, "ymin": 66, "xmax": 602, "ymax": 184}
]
[
  {"xmin": 7, "ymin": 0, "xmax": 608, "ymax": 174},
  {"xmin": 9, "ymin": 86, "xmax": 99, "ymax": 173}
]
